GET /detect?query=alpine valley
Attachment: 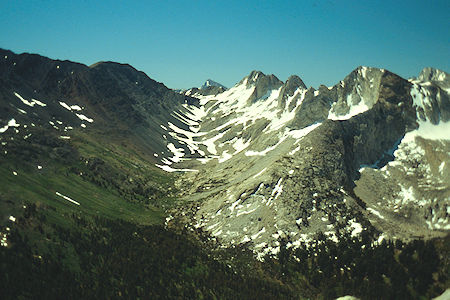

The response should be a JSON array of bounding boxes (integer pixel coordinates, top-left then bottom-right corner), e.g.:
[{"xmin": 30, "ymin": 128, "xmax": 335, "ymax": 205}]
[{"xmin": 0, "ymin": 48, "xmax": 449, "ymax": 299}]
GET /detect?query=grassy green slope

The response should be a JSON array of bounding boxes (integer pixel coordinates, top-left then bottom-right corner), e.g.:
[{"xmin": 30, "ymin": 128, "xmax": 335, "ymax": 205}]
[
  {"xmin": 0, "ymin": 127, "xmax": 177, "ymax": 226},
  {"xmin": 0, "ymin": 127, "xmax": 298, "ymax": 299}
]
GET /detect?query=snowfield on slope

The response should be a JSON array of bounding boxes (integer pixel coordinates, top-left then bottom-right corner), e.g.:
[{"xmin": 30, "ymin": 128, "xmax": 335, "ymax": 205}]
[
  {"xmin": 155, "ymin": 71, "xmax": 320, "ymax": 172},
  {"xmin": 162, "ymin": 68, "xmax": 450, "ymax": 259}
]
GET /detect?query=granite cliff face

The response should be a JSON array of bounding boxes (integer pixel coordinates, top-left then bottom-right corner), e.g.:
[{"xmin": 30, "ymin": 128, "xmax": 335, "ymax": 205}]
[{"xmin": 160, "ymin": 67, "xmax": 450, "ymax": 259}]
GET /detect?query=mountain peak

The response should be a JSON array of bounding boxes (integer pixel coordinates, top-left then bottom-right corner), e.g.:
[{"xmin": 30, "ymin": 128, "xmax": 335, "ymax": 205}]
[
  {"xmin": 418, "ymin": 67, "xmax": 449, "ymax": 83},
  {"xmin": 240, "ymin": 70, "xmax": 283, "ymax": 87},
  {"xmin": 247, "ymin": 70, "xmax": 265, "ymax": 80},
  {"xmin": 201, "ymin": 79, "xmax": 226, "ymax": 89},
  {"xmin": 89, "ymin": 61, "xmax": 136, "ymax": 71},
  {"xmin": 285, "ymin": 75, "xmax": 307, "ymax": 90}
]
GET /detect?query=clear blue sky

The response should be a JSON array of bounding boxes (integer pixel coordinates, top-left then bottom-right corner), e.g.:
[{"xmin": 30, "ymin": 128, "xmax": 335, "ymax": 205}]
[{"xmin": 1, "ymin": 0, "xmax": 449, "ymax": 89}]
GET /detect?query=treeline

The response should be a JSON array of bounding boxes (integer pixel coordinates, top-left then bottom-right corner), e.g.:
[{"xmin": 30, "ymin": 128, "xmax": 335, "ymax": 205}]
[
  {"xmin": 0, "ymin": 206, "xmax": 294, "ymax": 299},
  {"xmin": 72, "ymin": 157, "xmax": 172, "ymax": 207},
  {"xmin": 1, "ymin": 202, "xmax": 448, "ymax": 299},
  {"xmin": 262, "ymin": 232, "xmax": 448, "ymax": 299}
]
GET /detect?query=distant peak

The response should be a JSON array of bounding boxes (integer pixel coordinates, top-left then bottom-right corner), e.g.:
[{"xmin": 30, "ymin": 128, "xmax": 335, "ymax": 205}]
[
  {"xmin": 201, "ymin": 79, "xmax": 226, "ymax": 89},
  {"xmin": 418, "ymin": 67, "xmax": 449, "ymax": 82}
]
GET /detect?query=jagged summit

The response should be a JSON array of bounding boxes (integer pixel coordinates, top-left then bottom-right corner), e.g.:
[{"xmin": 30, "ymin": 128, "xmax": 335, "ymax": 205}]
[
  {"xmin": 283, "ymin": 75, "xmax": 307, "ymax": 95},
  {"xmin": 346, "ymin": 65, "xmax": 385, "ymax": 81},
  {"xmin": 418, "ymin": 67, "xmax": 449, "ymax": 82},
  {"xmin": 408, "ymin": 68, "xmax": 450, "ymax": 124},
  {"xmin": 240, "ymin": 70, "xmax": 283, "ymax": 87},
  {"xmin": 165, "ymin": 64, "xmax": 450, "ymax": 261},
  {"xmin": 415, "ymin": 67, "xmax": 450, "ymax": 92},
  {"xmin": 237, "ymin": 71, "xmax": 283, "ymax": 103},
  {"xmin": 326, "ymin": 66, "xmax": 386, "ymax": 120},
  {"xmin": 201, "ymin": 79, "xmax": 226, "ymax": 89}
]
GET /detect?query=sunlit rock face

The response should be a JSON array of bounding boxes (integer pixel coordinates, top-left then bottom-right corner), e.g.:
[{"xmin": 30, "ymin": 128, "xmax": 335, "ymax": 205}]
[
  {"xmin": 2, "ymin": 48, "xmax": 447, "ymax": 261},
  {"xmin": 162, "ymin": 67, "xmax": 449, "ymax": 259}
]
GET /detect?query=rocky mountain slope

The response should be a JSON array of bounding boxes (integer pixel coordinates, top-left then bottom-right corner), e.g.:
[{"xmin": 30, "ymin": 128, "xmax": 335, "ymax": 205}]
[
  {"xmin": 1, "ymin": 48, "xmax": 449, "ymax": 298},
  {"xmin": 158, "ymin": 66, "xmax": 450, "ymax": 260},
  {"xmin": 0, "ymin": 48, "xmax": 302, "ymax": 299},
  {"xmin": 0, "ymin": 48, "xmax": 201, "ymax": 158}
]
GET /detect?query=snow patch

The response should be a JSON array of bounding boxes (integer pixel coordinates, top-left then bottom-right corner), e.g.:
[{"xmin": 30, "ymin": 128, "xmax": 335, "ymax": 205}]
[
  {"xmin": 166, "ymin": 143, "xmax": 185, "ymax": 163},
  {"xmin": 349, "ymin": 219, "xmax": 363, "ymax": 237},
  {"xmin": 236, "ymin": 207, "xmax": 258, "ymax": 217},
  {"xmin": 0, "ymin": 119, "xmax": 20, "ymax": 133},
  {"xmin": 76, "ymin": 113, "xmax": 94, "ymax": 123},
  {"xmin": 229, "ymin": 199, "xmax": 241, "ymax": 212},
  {"xmin": 155, "ymin": 164, "xmax": 198, "ymax": 173},
  {"xmin": 56, "ymin": 191, "xmax": 80, "ymax": 206},
  {"xmin": 218, "ymin": 151, "xmax": 233, "ymax": 163},
  {"xmin": 251, "ymin": 227, "xmax": 266, "ymax": 239},
  {"xmin": 328, "ymin": 94, "xmax": 370, "ymax": 120},
  {"xmin": 288, "ymin": 122, "xmax": 322, "ymax": 141},
  {"xmin": 367, "ymin": 207, "xmax": 385, "ymax": 219},
  {"xmin": 15, "ymin": 92, "xmax": 46, "ymax": 107},
  {"xmin": 253, "ymin": 168, "xmax": 267, "ymax": 178},
  {"xmin": 403, "ymin": 120, "xmax": 450, "ymax": 142}
]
